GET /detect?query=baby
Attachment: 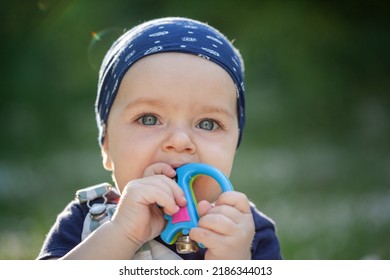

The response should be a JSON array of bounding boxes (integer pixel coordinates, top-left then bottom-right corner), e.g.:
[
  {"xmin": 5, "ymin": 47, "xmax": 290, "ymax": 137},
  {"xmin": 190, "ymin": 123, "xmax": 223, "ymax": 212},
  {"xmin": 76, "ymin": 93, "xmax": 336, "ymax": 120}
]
[{"xmin": 38, "ymin": 17, "xmax": 281, "ymax": 260}]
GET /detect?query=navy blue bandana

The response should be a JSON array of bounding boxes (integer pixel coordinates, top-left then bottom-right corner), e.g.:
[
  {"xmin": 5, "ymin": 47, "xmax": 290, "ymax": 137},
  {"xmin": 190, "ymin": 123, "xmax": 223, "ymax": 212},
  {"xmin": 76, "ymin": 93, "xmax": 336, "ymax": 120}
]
[{"xmin": 96, "ymin": 17, "xmax": 246, "ymax": 147}]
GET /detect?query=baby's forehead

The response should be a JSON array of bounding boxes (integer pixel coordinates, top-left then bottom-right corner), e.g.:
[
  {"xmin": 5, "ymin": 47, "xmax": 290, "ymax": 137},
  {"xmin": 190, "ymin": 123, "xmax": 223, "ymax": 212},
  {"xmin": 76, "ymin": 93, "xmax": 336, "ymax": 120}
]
[
  {"xmin": 119, "ymin": 52, "xmax": 237, "ymax": 102},
  {"xmin": 125, "ymin": 52, "xmax": 235, "ymax": 80}
]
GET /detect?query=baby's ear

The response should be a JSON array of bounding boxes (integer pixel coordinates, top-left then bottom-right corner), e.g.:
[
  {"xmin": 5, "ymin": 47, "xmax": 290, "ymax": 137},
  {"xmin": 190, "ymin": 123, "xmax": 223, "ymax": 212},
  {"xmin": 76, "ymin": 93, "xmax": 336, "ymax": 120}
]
[{"xmin": 101, "ymin": 136, "xmax": 113, "ymax": 171}]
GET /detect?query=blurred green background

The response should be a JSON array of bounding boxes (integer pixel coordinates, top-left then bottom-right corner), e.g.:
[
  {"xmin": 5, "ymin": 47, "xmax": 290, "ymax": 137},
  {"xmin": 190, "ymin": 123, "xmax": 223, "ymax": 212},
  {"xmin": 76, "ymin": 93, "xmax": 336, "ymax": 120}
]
[{"xmin": 1, "ymin": 0, "xmax": 389, "ymax": 259}]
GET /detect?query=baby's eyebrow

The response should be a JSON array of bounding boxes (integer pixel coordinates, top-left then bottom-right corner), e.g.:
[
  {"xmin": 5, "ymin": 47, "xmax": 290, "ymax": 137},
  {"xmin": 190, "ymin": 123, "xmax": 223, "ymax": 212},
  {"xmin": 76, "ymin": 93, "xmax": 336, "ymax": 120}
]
[
  {"xmin": 124, "ymin": 97, "xmax": 164, "ymax": 111},
  {"xmin": 199, "ymin": 105, "xmax": 235, "ymax": 120}
]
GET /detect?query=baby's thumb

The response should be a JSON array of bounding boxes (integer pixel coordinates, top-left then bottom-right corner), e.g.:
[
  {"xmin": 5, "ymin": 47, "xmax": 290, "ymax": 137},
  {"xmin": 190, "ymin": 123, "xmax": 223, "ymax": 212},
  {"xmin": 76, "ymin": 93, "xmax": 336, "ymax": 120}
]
[{"xmin": 196, "ymin": 200, "xmax": 214, "ymax": 217}]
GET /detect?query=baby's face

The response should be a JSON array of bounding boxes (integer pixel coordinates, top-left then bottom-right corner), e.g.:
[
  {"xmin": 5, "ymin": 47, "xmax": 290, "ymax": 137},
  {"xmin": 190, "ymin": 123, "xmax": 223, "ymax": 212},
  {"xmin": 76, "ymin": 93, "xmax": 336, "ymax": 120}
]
[{"xmin": 102, "ymin": 52, "xmax": 239, "ymax": 202}]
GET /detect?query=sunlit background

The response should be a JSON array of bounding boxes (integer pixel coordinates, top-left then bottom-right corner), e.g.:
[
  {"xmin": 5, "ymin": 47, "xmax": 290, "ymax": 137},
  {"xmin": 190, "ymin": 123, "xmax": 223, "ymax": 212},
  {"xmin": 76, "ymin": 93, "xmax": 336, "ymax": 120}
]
[{"xmin": 1, "ymin": 0, "xmax": 389, "ymax": 259}]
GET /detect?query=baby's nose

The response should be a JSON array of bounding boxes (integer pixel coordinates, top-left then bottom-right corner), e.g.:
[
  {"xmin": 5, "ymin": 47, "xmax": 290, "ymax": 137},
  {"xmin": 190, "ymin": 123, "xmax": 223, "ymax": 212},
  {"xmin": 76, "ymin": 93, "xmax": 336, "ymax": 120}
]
[{"xmin": 162, "ymin": 128, "xmax": 196, "ymax": 154}]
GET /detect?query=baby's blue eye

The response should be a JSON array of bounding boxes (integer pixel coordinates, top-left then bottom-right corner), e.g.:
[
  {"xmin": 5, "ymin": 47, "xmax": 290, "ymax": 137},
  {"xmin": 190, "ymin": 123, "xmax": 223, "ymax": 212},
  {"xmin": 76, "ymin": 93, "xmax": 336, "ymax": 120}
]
[
  {"xmin": 139, "ymin": 114, "xmax": 158, "ymax": 125},
  {"xmin": 197, "ymin": 119, "xmax": 218, "ymax": 131}
]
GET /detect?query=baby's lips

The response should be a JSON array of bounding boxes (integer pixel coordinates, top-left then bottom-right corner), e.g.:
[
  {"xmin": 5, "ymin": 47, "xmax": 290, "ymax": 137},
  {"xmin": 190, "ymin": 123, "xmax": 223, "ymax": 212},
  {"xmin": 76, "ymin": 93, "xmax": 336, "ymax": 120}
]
[
  {"xmin": 169, "ymin": 161, "xmax": 196, "ymax": 170},
  {"xmin": 169, "ymin": 163, "xmax": 184, "ymax": 170}
]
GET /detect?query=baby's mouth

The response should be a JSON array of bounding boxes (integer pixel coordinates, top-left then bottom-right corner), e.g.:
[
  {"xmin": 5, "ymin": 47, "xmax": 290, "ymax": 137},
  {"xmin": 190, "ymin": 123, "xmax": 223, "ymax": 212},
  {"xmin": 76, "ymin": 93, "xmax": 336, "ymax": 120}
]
[
  {"xmin": 169, "ymin": 162, "xmax": 195, "ymax": 170},
  {"xmin": 170, "ymin": 163, "xmax": 186, "ymax": 169}
]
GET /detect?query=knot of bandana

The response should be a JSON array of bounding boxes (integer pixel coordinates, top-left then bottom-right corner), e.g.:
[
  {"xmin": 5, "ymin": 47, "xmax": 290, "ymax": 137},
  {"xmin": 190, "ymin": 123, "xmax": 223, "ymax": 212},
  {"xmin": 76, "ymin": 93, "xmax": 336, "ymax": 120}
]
[{"xmin": 96, "ymin": 17, "xmax": 246, "ymax": 147}]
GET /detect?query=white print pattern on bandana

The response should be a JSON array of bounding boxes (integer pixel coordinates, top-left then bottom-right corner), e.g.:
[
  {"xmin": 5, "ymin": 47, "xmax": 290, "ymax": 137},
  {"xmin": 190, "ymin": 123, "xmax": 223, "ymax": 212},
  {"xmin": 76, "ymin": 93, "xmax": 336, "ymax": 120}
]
[
  {"xmin": 201, "ymin": 47, "xmax": 220, "ymax": 57},
  {"xmin": 198, "ymin": 54, "xmax": 210, "ymax": 60},
  {"xmin": 184, "ymin": 25, "xmax": 198, "ymax": 29},
  {"xmin": 181, "ymin": 37, "xmax": 197, "ymax": 42},
  {"xmin": 124, "ymin": 50, "xmax": 136, "ymax": 62},
  {"xmin": 206, "ymin": 35, "xmax": 223, "ymax": 45},
  {"xmin": 149, "ymin": 31, "xmax": 169, "ymax": 37},
  {"xmin": 232, "ymin": 56, "xmax": 239, "ymax": 67},
  {"xmin": 144, "ymin": 46, "xmax": 163, "ymax": 55}
]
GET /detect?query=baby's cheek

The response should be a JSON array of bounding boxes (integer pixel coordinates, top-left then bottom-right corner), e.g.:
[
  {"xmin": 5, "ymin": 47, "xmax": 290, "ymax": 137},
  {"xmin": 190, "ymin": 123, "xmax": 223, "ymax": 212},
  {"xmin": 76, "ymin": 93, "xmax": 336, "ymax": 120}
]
[{"xmin": 111, "ymin": 174, "xmax": 126, "ymax": 194}]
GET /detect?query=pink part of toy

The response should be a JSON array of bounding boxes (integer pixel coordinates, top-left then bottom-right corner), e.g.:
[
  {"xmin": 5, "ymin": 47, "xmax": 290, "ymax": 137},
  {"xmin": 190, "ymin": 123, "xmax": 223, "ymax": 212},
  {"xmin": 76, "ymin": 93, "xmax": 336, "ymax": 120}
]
[{"xmin": 172, "ymin": 206, "xmax": 190, "ymax": 224}]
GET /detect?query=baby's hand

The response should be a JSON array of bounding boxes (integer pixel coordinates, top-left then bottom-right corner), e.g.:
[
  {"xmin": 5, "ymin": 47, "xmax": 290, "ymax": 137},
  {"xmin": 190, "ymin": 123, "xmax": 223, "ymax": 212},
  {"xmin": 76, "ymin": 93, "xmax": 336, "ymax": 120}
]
[
  {"xmin": 110, "ymin": 163, "xmax": 186, "ymax": 249},
  {"xmin": 189, "ymin": 191, "xmax": 255, "ymax": 260}
]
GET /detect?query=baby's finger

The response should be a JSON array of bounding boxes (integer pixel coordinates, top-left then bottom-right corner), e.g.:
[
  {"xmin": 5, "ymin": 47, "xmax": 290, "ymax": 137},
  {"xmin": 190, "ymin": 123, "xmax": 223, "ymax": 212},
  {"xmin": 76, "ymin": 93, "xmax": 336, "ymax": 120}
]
[
  {"xmin": 215, "ymin": 191, "xmax": 251, "ymax": 214},
  {"xmin": 143, "ymin": 162, "xmax": 176, "ymax": 178},
  {"xmin": 197, "ymin": 212, "xmax": 236, "ymax": 235},
  {"xmin": 123, "ymin": 176, "xmax": 184, "ymax": 214},
  {"xmin": 137, "ymin": 184, "xmax": 179, "ymax": 215},
  {"xmin": 143, "ymin": 175, "xmax": 186, "ymax": 207},
  {"xmin": 189, "ymin": 226, "xmax": 227, "ymax": 251},
  {"xmin": 158, "ymin": 175, "xmax": 187, "ymax": 207},
  {"xmin": 204, "ymin": 204, "xmax": 243, "ymax": 224},
  {"xmin": 196, "ymin": 200, "xmax": 214, "ymax": 217}
]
